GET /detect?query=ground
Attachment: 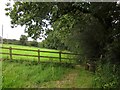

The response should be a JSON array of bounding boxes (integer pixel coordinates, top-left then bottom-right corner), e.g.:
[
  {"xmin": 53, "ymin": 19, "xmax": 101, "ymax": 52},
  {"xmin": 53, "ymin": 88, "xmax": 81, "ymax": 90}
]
[
  {"xmin": 41, "ymin": 65, "xmax": 94, "ymax": 88},
  {"xmin": 2, "ymin": 44, "xmax": 95, "ymax": 88}
]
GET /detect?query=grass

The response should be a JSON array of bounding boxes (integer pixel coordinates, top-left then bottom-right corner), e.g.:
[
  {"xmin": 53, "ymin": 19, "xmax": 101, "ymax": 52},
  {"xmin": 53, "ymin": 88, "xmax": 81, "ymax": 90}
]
[
  {"xmin": 2, "ymin": 60, "xmax": 73, "ymax": 88},
  {"xmin": 1, "ymin": 44, "xmax": 96, "ymax": 88},
  {"xmin": 2, "ymin": 60, "xmax": 95, "ymax": 88},
  {"xmin": 0, "ymin": 61, "xmax": 1, "ymax": 89},
  {"xmin": 39, "ymin": 65, "xmax": 95, "ymax": 88},
  {"xmin": 75, "ymin": 66, "xmax": 95, "ymax": 88},
  {"xmin": 1, "ymin": 44, "xmax": 75, "ymax": 63}
]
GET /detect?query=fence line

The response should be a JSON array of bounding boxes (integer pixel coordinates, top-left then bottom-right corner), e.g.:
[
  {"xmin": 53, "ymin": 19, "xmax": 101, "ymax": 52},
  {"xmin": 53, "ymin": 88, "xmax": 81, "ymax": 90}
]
[
  {"xmin": 1, "ymin": 46, "xmax": 80, "ymax": 55},
  {"xmin": 0, "ymin": 46, "xmax": 80, "ymax": 63}
]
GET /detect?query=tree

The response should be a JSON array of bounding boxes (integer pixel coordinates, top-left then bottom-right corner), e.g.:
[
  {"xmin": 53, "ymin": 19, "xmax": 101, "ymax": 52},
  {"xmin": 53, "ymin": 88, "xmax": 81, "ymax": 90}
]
[
  {"xmin": 5, "ymin": 2, "xmax": 120, "ymax": 88},
  {"xmin": 42, "ymin": 30, "xmax": 68, "ymax": 50},
  {"xmin": 30, "ymin": 40, "xmax": 38, "ymax": 47},
  {"xmin": 5, "ymin": 2, "xmax": 53, "ymax": 40},
  {"xmin": 5, "ymin": 2, "xmax": 120, "ymax": 62},
  {"xmin": 19, "ymin": 35, "xmax": 28, "ymax": 46}
]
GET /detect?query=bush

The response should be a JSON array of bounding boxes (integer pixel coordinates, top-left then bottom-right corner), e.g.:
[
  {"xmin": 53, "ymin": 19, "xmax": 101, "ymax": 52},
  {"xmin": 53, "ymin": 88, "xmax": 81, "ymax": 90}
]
[
  {"xmin": 38, "ymin": 42, "xmax": 44, "ymax": 48},
  {"xmin": 3, "ymin": 39, "xmax": 20, "ymax": 45},
  {"xmin": 30, "ymin": 40, "xmax": 38, "ymax": 47},
  {"xmin": 94, "ymin": 61, "xmax": 120, "ymax": 88},
  {"xmin": 19, "ymin": 35, "xmax": 28, "ymax": 46}
]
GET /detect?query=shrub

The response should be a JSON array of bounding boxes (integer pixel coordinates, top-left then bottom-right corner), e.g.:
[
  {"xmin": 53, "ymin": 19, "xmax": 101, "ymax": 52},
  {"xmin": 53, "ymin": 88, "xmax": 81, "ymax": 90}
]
[
  {"xmin": 94, "ymin": 61, "xmax": 120, "ymax": 88},
  {"xmin": 30, "ymin": 40, "xmax": 38, "ymax": 47}
]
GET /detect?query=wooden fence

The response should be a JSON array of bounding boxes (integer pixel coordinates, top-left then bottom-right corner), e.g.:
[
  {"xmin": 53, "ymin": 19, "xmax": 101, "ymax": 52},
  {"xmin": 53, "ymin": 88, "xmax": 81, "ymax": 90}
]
[{"xmin": 0, "ymin": 46, "xmax": 80, "ymax": 63}]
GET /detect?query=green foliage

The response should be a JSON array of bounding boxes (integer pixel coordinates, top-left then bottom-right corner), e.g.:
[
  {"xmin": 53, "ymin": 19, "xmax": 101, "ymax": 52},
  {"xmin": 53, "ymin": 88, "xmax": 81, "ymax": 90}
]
[
  {"xmin": 42, "ymin": 30, "xmax": 68, "ymax": 50},
  {"xmin": 38, "ymin": 41, "xmax": 44, "ymax": 48},
  {"xmin": 6, "ymin": 2, "xmax": 120, "ymax": 61},
  {"xmin": 19, "ymin": 35, "xmax": 28, "ymax": 46},
  {"xmin": 29, "ymin": 40, "xmax": 38, "ymax": 47},
  {"xmin": 6, "ymin": 2, "xmax": 53, "ymax": 39},
  {"xmin": 3, "ymin": 39, "xmax": 20, "ymax": 45},
  {"xmin": 3, "ymin": 38, "xmax": 39, "ymax": 48},
  {"xmin": 5, "ymin": 2, "xmax": 120, "ymax": 88},
  {"xmin": 105, "ymin": 41, "xmax": 120, "ymax": 64},
  {"xmin": 55, "ymin": 13, "xmax": 106, "ymax": 59},
  {"xmin": 94, "ymin": 61, "xmax": 120, "ymax": 88}
]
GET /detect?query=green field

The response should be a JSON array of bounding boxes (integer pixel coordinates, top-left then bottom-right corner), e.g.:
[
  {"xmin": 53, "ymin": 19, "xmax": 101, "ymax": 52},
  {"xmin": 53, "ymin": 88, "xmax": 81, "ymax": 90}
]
[
  {"xmin": 1, "ymin": 44, "xmax": 75, "ymax": 63},
  {"xmin": 1, "ymin": 44, "xmax": 95, "ymax": 88},
  {"xmin": 2, "ymin": 60, "xmax": 95, "ymax": 88},
  {"xmin": 2, "ymin": 60, "xmax": 73, "ymax": 88}
]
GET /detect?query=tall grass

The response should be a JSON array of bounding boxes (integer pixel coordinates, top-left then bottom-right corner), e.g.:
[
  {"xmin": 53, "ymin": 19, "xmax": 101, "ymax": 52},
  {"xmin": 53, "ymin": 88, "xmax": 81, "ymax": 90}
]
[{"xmin": 2, "ymin": 60, "xmax": 73, "ymax": 88}]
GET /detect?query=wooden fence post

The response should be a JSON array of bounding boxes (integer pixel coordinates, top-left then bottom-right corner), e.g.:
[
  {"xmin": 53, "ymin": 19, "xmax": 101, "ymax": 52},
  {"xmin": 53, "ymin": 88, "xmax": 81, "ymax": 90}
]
[
  {"xmin": 9, "ymin": 47, "xmax": 12, "ymax": 60},
  {"xmin": 59, "ymin": 51, "xmax": 61, "ymax": 63},
  {"xmin": 38, "ymin": 49, "xmax": 40, "ymax": 63}
]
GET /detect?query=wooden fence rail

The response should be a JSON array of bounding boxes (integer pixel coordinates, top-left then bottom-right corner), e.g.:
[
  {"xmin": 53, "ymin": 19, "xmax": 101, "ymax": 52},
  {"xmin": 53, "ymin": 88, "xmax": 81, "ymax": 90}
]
[
  {"xmin": 0, "ymin": 46, "xmax": 81, "ymax": 63},
  {"xmin": 1, "ymin": 47, "xmax": 80, "ymax": 55}
]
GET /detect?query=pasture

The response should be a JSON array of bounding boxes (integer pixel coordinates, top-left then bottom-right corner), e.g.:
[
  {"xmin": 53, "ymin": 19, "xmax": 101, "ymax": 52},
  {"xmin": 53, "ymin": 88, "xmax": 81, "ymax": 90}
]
[
  {"xmin": 1, "ymin": 44, "xmax": 95, "ymax": 88},
  {"xmin": 1, "ymin": 44, "xmax": 75, "ymax": 63}
]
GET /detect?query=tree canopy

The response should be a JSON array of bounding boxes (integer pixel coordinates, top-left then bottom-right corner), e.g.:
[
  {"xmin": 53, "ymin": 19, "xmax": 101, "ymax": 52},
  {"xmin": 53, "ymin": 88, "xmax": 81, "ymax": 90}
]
[
  {"xmin": 19, "ymin": 35, "xmax": 28, "ymax": 45},
  {"xmin": 5, "ymin": 2, "xmax": 120, "ymax": 63}
]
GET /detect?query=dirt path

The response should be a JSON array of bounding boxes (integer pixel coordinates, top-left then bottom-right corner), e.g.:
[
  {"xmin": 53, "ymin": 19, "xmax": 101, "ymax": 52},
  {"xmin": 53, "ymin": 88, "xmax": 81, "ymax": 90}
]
[
  {"xmin": 41, "ymin": 68, "xmax": 79, "ymax": 88},
  {"xmin": 55, "ymin": 69, "xmax": 78, "ymax": 88}
]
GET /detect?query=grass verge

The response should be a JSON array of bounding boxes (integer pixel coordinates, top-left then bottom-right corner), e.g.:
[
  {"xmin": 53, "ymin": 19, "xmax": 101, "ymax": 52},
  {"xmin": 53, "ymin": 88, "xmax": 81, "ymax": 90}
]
[{"xmin": 2, "ymin": 60, "xmax": 73, "ymax": 88}]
